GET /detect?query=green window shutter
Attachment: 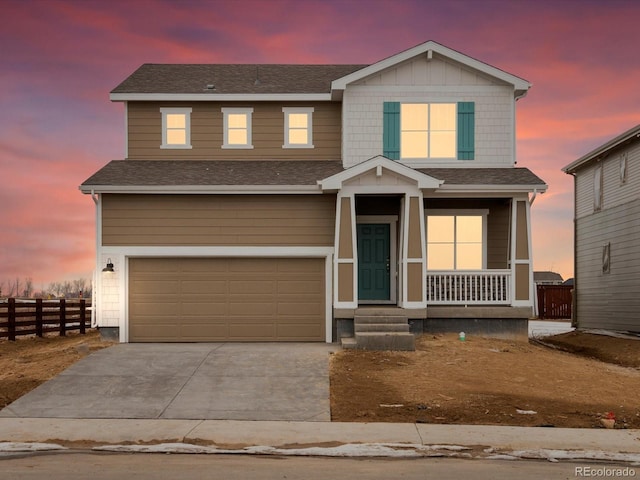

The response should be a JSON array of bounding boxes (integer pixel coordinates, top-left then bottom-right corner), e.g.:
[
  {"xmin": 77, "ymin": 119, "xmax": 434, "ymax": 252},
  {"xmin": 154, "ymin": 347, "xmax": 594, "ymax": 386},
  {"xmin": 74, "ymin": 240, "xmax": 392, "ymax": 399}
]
[
  {"xmin": 383, "ymin": 102, "xmax": 400, "ymax": 160},
  {"xmin": 457, "ymin": 102, "xmax": 475, "ymax": 160}
]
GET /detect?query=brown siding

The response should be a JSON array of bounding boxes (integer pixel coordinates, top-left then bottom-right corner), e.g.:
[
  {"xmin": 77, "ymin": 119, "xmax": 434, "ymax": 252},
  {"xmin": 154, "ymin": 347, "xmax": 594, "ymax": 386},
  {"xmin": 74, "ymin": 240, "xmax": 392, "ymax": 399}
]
[
  {"xmin": 407, "ymin": 196, "xmax": 423, "ymax": 258},
  {"xmin": 129, "ymin": 257, "xmax": 325, "ymax": 342},
  {"xmin": 338, "ymin": 263, "xmax": 354, "ymax": 302},
  {"xmin": 515, "ymin": 263, "xmax": 530, "ymax": 301},
  {"xmin": 338, "ymin": 197, "xmax": 354, "ymax": 259},
  {"xmin": 127, "ymin": 101, "xmax": 342, "ymax": 160},
  {"xmin": 407, "ymin": 263, "xmax": 423, "ymax": 302},
  {"xmin": 515, "ymin": 201, "xmax": 529, "ymax": 260},
  {"xmin": 102, "ymin": 194, "xmax": 336, "ymax": 246}
]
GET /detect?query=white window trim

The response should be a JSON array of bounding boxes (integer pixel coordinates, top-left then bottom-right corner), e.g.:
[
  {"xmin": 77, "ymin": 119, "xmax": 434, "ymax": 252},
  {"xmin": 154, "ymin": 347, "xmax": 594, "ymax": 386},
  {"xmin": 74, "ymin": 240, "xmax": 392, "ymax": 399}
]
[
  {"xmin": 425, "ymin": 209, "xmax": 489, "ymax": 270},
  {"xmin": 282, "ymin": 107, "xmax": 314, "ymax": 149},
  {"xmin": 400, "ymin": 102, "xmax": 457, "ymax": 161},
  {"xmin": 160, "ymin": 107, "xmax": 192, "ymax": 149},
  {"xmin": 222, "ymin": 107, "xmax": 254, "ymax": 149}
]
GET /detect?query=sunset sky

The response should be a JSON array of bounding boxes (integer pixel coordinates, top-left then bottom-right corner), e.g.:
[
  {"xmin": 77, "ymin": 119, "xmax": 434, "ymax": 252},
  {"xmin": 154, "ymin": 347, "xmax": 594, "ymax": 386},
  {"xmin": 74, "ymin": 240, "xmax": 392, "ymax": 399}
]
[{"xmin": 2, "ymin": 0, "xmax": 639, "ymax": 291}]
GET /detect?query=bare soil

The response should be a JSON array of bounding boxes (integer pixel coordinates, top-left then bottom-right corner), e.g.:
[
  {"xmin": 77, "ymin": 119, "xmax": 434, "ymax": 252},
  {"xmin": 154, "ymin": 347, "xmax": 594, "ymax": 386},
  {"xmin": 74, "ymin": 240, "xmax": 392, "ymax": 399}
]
[
  {"xmin": 0, "ymin": 331, "xmax": 114, "ymax": 410},
  {"xmin": 330, "ymin": 331, "xmax": 640, "ymax": 428}
]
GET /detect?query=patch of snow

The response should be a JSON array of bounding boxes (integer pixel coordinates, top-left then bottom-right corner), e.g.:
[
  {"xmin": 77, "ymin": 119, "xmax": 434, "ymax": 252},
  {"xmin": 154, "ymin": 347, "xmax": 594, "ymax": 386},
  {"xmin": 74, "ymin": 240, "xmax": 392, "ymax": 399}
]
[
  {"xmin": 528, "ymin": 320, "xmax": 574, "ymax": 338},
  {"xmin": 0, "ymin": 442, "xmax": 67, "ymax": 452},
  {"xmin": 506, "ymin": 449, "xmax": 640, "ymax": 464},
  {"xmin": 516, "ymin": 409, "xmax": 537, "ymax": 415}
]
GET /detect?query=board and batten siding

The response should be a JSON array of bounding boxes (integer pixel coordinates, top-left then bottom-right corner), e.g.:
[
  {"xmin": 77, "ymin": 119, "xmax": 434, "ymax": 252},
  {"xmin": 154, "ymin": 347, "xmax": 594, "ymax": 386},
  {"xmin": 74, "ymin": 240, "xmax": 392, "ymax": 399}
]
[
  {"xmin": 127, "ymin": 101, "xmax": 342, "ymax": 160},
  {"xmin": 575, "ymin": 198, "xmax": 640, "ymax": 331},
  {"xmin": 101, "ymin": 194, "xmax": 336, "ymax": 246}
]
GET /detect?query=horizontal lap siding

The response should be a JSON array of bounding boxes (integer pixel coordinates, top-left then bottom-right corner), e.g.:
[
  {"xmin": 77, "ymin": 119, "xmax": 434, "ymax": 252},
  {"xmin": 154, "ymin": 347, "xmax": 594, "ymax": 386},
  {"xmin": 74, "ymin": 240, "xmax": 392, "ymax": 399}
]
[
  {"xmin": 127, "ymin": 101, "xmax": 342, "ymax": 160},
  {"xmin": 102, "ymin": 194, "xmax": 336, "ymax": 246},
  {"xmin": 575, "ymin": 198, "xmax": 640, "ymax": 331},
  {"xmin": 129, "ymin": 257, "xmax": 325, "ymax": 342}
]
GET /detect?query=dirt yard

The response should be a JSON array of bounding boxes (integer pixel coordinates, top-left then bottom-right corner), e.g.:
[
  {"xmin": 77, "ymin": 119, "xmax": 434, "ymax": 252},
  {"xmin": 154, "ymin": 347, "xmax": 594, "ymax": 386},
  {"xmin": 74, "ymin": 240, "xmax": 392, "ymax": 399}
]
[
  {"xmin": 0, "ymin": 331, "xmax": 114, "ymax": 410},
  {"xmin": 331, "ymin": 331, "xmax": 640, "ymax": 428}
]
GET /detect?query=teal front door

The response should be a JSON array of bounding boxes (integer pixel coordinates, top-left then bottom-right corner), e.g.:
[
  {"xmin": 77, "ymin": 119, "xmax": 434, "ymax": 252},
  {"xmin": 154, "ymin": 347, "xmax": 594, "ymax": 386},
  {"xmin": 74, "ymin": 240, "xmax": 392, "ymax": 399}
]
[{"xmin": 357, "ymin": 224, "xmax": 390, "ymax": 301}]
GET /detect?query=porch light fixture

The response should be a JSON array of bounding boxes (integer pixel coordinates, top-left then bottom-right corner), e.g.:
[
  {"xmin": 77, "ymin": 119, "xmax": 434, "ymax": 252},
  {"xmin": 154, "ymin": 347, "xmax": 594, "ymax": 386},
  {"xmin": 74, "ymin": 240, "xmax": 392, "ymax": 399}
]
[{"xmin": 102, "ymin": 258, "xmax": 115, "ymax": 273}]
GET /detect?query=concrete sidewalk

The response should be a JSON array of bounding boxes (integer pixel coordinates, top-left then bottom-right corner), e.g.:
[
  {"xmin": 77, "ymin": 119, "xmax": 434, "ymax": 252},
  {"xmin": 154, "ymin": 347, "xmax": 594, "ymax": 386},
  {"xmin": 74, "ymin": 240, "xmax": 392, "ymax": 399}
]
[{"xmin": 1, "ymin": 418, "xmax": 639, "ymax": 455}]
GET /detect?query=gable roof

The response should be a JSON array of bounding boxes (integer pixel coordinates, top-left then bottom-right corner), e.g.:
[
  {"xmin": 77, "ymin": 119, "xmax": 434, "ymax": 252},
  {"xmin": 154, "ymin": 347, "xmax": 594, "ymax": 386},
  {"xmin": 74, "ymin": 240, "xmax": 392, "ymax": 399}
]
[
  {"xmin": 563, "ymin": 124, "xmax": 640, "ymax": 173},
  {"xmin": 80, "ymin": 160, "xmax": 546, "ymax": 194},
  {"xmin": 110, "ymin": 64, "xmax": 366, "ymax": 101},
  {"xmin": 331, "ymin": 40, "xmax": 531, "ymax": 98},
  {"xmin": 534, "ymin": 271, "xmax": 564, "ymax": 283}
]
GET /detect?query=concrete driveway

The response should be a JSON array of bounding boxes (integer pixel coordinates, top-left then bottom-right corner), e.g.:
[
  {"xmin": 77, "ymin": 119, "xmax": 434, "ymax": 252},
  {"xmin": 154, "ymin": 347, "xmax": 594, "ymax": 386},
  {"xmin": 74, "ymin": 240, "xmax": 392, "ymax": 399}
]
[{"xmin": 0, "ymin": 343, "xmax": 335, "ymax": 421}]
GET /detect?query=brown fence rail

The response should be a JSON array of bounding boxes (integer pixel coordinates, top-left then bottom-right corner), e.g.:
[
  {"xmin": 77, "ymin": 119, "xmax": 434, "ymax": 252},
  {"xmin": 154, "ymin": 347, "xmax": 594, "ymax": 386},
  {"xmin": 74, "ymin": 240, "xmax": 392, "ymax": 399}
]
[
  {"xmin": 537, "ymin": 285, "xmax": 573, "ymax": 320},
  {"xmin": 0, "ymin": 298, "xmax": 91, "ymax": 341}
]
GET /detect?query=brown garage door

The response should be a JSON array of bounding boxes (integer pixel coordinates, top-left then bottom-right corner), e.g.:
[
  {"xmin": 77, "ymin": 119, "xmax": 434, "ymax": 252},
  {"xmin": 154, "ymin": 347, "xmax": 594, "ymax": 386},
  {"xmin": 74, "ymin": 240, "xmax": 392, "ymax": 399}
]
[{"xmin": 129, "ymin": 257, "xmax": 325, "ymax": 342}]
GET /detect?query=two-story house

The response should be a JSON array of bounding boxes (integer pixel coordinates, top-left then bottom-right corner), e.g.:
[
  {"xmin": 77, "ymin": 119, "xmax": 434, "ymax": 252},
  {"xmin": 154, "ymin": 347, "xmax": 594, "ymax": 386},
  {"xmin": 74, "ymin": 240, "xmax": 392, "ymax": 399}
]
[
  {"xmin": 81, "ymin": 41, "xmax": 547, "ymax": 347},
  {"xmin": 563, "ymin": 125, "xmax": 640, "ymax": 333}
]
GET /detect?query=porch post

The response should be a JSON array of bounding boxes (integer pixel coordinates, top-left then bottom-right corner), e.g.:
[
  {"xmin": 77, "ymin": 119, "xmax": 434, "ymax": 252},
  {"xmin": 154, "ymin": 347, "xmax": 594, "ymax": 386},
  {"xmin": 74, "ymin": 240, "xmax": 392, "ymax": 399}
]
[
  {"xmin": 510, "ymin": 197, "xmax": 533, "ymax": 309},
  {"xmin": 400, "ymin": 193, "xmax": 427, "ymax": 308},
  {"xmin": 334, "ymin": 193, "xmax": 357, "ymax": 308}
]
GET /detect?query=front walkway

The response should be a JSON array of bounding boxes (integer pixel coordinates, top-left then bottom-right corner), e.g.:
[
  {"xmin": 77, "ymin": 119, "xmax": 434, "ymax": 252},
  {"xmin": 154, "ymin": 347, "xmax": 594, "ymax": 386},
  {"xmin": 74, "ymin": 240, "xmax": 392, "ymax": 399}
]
[{"xmin": 0, "ymin": 343, "xmax": 335, "ymax": 422}]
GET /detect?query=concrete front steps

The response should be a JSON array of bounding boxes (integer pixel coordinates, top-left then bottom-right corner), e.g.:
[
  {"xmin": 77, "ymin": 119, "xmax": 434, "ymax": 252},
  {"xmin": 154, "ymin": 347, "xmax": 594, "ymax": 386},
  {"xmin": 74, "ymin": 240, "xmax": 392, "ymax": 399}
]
[{"xmin": 341, "ymin": 311, "xmax": 415, "ymax": 351}]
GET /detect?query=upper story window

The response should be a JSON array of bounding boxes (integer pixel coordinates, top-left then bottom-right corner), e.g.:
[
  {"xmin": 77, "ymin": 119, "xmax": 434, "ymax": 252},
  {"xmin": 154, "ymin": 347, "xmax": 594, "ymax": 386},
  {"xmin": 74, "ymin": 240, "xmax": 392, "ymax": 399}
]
[
  {"xmin": 160, "ymin": 107, "xmax": 192, "ymax": 149},
  {"xmin": 282, "ymin": 107, "xmax": 314, "ymax": 148},
  {"xmin": 222, "ymin": 108, "xmax": 253, "ymax": 149},
  {"xmin": 383, "ymin": 101, "xmax": 474, "ymax": 161},
  {"xmin": 594, "ymin": 163, "xmax": 603, "ymax": 211},
  {"xmin": 401, "ymin": 103, "xmax": 456, "ymax": 159},
  {"xmin": 426, "ymin": 212, "xmax": 487, "ymax": 270},
  {"xmin": 620, "ymin": 153, "xmax": 628, "ymax": 185}
]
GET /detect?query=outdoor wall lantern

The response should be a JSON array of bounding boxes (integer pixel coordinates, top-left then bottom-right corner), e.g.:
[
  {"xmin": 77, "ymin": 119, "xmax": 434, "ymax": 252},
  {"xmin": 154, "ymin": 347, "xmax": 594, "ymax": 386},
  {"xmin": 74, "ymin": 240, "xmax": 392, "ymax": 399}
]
[{"xmin": 102, "ymin": 258, "xmax": 115, "ymax": 273}]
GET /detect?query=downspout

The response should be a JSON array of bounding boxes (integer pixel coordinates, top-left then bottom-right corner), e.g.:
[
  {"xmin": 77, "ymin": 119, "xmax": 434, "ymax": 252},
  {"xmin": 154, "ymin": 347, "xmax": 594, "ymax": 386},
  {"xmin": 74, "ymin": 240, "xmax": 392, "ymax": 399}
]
[
  {"xmin": 529, "ymin": 189, "xmax": 538, "ymax": 206},
  {"xmin": 90, "ymin": 189, "xmax": 99, "ymax": 328},
  {"xmin": 568, "ymin": 172, "xmax": 578, "ymax": 328}
]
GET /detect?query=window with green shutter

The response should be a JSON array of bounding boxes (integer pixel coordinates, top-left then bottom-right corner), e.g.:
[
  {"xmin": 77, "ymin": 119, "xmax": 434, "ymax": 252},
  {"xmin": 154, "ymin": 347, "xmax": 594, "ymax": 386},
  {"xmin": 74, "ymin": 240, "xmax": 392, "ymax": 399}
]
[{"xmin": 383, "ymin": 101, "xmax": 475, "ymax": 160}]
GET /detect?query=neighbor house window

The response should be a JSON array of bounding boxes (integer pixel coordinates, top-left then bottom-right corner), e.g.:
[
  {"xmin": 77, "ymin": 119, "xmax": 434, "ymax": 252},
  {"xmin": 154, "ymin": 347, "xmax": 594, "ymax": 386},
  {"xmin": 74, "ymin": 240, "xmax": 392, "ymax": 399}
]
[
  {"xmin": 222, "ymin": 108, "xmax": 253, "ymax": 148},
  {"xmin": 401, "ymin": 103, "xmax": 456, "ymax": 159},
  {"xmin": 426, "ymin": 212, "xmax": 486, "ymax": 270},
  {"xmin": 161, "ymin": 108, "xmax": 192, "ymax": 149},
  {"xmin": 282, "ymin": 107, "xmax": 314, "ymax": 148},
  {"xmin": 602, "ymin": 242, "xmax": 611, "ymax": 274},
  {"xmin": 620, "ymin": 153, "xmax": 628, "ymax": 185},
  {"xmin": 594, "ymin": 164, "xmax": 603, "ymax": 211}
]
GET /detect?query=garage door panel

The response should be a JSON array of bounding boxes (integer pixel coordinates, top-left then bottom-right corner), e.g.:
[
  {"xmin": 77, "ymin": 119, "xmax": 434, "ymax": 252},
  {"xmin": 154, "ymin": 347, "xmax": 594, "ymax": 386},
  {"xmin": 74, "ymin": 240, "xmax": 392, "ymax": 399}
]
[{"xmin": 129, "ymin": 257, "xmax": 324, "ymax": 342}]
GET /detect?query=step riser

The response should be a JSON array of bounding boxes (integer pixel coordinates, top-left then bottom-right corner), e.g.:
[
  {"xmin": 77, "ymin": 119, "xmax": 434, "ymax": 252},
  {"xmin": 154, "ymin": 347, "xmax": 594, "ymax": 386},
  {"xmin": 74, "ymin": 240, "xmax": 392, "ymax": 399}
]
[
  {"xmin": 354, "ymin": 316, "xmax": 409, "ymax": 325},
  {"xmin": 354, "ymin": 333, "xmax": 415, "ymax": 351},
  {"xmin": 355, "ymin": 324, "xmax": 410, "ymax": 333}
]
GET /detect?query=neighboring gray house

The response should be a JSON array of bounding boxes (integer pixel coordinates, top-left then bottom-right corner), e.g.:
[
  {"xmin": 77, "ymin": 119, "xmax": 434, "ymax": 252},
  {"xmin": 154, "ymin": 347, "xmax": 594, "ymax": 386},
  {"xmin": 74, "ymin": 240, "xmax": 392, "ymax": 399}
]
[{"xmin": 563, "ymin": 125, "xmax": 640, "ymax": 332}]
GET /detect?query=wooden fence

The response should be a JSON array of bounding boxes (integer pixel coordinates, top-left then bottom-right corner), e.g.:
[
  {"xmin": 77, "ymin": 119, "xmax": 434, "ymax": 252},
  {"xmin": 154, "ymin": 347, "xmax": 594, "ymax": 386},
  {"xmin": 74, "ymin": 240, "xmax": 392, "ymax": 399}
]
[
  {"xmin": 0, "ymin": 298, "xmax": 91, "ymax": 341},
  {"xmin": 537, "ymin": 285, "xmax": 573, "ymax": 320}
]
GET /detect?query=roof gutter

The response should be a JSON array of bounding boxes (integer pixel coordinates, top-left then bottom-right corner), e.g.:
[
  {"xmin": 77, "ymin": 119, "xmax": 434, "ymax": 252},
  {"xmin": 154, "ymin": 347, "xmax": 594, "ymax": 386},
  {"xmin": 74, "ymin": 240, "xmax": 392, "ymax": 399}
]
[{"xmin": 79, "ymin": 184, "xmax": 324, "ymax": 195}]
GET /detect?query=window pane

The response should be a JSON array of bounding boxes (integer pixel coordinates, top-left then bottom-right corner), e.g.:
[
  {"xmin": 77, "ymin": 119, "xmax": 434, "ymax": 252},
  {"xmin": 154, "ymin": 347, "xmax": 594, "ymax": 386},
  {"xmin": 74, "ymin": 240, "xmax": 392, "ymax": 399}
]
[
  {"xmin": 288, "ymin": 113, "xmax": 308, "ymax": 128},
  {"xmin": 228, "ymin": 114, "xmax": 247, "ymax": 128},
  {"xmin": 430, "ymin": 131, "xmax": 456, "ymax": 158},
  {"xmin": 427, "ymin": 216, "xmax": 454, "ymax": 243},
  {"xmin": 456, "ymin": 216, "xmax": 482, "ymax": 243},
  {"xmin": 456, "ymin": 243, "xmax": 482, "ymax": 269},
  {"xmin": 166, "ymin": 114, "xmax": 185, "ymax": 129},
  {"xmin": 166, "ymin": 129, "xmax": 186, "ymax": 145},
  {"xmin": 289, "ymin": 129, "xmax": 308, "ymax": 145},
  {"xmin": 401, "ymin": 104, "xmax": 428, "ymax": 130},
  {"xmin": 430, "ymin": 104, "xmax": 455, "ymax": 130},
  {"xmin": 428, "ymin": 244, "xmax": 454, "ymax": 270},
  {"xmin": 228, "ymin": 129, "xmax": 247, "ymax": 145},
  {"xmin": 401, "ymin": 131, "xmax": 428, "ymax": 158}
]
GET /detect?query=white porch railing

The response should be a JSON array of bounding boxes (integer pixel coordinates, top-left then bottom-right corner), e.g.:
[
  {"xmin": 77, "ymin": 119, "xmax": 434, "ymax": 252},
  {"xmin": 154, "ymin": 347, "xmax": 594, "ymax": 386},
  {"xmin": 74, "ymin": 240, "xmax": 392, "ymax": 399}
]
[{"xmin": 426, "ymin": 270, "xmax": 511, "ymax": 305}]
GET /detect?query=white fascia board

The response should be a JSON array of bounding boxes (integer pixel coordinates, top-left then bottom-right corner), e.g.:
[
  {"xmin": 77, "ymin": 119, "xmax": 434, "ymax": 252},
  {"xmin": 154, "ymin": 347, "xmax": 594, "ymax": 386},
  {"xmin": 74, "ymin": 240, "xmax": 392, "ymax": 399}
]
[
  {"xmin": 562, "ymin": 124, "xmax": 640, "ymax": 173},
  {"xmin": 331, "ymin": 40, "xmax": 531, "ymax": 92},
  {"xmin": 319, "ymin": 155, "xmax": 443, "ymax": 191},
  {"xmin": 435, "ymin": 184, "xmax": 548, "ymax": 194},
  {"xmin": 79, "ymin": 185, "xmax": 323, "ymax": 194},
  {"xmin": 110, "ymin": 93, "xmax": 331, "ymax": 102}
]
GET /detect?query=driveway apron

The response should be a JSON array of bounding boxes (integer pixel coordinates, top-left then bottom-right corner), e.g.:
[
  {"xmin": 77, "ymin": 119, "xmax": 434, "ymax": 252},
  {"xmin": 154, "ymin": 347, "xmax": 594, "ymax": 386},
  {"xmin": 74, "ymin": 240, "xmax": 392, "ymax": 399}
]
[{"xmin": 0, "ymin": 343, "xmax": 335, "ymax": 421}]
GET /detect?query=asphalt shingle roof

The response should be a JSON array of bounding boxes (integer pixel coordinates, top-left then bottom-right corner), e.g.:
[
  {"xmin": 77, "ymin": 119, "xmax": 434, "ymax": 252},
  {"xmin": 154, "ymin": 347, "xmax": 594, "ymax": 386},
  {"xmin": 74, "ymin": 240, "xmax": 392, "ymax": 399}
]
[
  {"xmin": 111, "ymin": 64, "xmax": 368, "ymax": 95},
  {"xmin": 81, "ymin": 160, "xmax": 546, "ymax": 189}
]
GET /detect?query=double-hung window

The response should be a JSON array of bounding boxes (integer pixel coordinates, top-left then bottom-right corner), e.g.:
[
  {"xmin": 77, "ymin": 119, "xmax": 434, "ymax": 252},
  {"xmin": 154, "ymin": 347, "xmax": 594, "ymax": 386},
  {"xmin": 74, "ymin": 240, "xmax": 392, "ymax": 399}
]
[
  {"xmin": 161, "ymin": 107, "xmax": 192, "ymax": 149},
  {"xmin": 282, "ymin": 107, "xmax": 314, "ymax": 148},
  {"xmin": 222, "ymin": 108, "xmax": 253, "ymax": 149},
  {"xmin": 426, "ymin": 212, "xmax": 487, "ymax": 270},
  {"xmin": 401, "ymin": 103, "xmax": 456, "ymax": 159}
]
